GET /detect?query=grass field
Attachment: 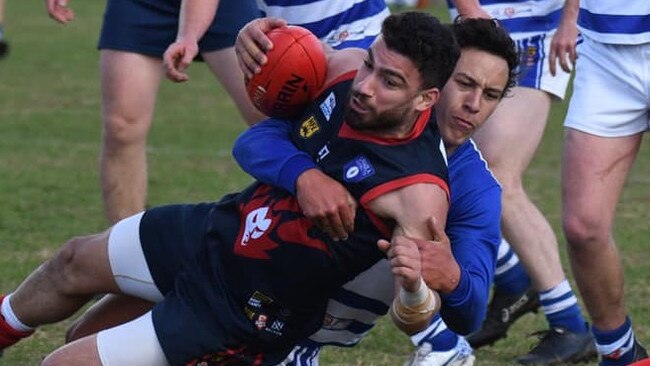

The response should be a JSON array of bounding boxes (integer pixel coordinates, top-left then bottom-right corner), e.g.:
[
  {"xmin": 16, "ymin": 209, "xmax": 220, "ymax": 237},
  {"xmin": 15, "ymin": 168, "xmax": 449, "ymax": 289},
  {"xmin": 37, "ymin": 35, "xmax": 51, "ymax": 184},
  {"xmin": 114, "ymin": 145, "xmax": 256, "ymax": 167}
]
[{"xmin": 1, "ymin": 1, "xmax": 649, "ymax": 365}]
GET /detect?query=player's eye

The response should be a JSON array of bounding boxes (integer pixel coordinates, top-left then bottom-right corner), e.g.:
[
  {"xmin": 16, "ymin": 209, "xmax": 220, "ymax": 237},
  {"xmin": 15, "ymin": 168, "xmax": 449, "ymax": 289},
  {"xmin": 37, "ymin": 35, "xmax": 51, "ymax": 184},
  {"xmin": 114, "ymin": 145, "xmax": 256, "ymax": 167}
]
[
  {"xmin": 383, "ymin": 76, "xmax": 399, "ymax": 88},
  {"xmin": 457, "ymin": 79, "xmax": 473, "ymax": 88},
  {"xmin": 484, "ymin": 92, "xmax": 500, "ymax": 101}
]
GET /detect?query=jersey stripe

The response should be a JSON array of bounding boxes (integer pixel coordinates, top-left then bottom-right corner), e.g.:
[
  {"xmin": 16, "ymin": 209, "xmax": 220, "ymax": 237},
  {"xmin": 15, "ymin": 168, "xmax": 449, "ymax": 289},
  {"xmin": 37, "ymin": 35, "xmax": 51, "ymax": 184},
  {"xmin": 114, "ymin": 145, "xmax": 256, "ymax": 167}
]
[{"xmin": 578, "ymin": 2, "xmax": 650, "ymax": 44}]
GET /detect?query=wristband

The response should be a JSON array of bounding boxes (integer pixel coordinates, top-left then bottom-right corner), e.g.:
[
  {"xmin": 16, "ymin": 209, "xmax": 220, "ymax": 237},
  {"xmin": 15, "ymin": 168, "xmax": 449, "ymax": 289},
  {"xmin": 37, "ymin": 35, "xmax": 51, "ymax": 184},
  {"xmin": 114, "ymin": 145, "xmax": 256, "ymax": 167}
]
[
  {"xmin": 399, "ymin": 277, "xmax": 429, "ymax": 307},
  {"xmin": 390, "ymin": 284, "xmax": 441, "ymax": 335}
]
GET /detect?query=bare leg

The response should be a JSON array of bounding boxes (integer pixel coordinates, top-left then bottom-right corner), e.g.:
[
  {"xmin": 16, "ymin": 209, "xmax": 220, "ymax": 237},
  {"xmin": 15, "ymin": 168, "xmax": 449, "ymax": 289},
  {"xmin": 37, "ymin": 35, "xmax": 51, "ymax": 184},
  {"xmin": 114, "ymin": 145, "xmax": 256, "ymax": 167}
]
[
  {"xmin": 66, "ymin": 294, "xmax": 153, "ymax": 342},
  {"xmin": 202, "ymin": 47, "xmax": 265, "ymax": 126},
  {"xmin": 10, "ymin": 231, "xmax": 119, "ymax": 327},
  {"xmin": 0, "ymin": 0, "xmax": 4, "ymax": 26},
  {"xmin": 562, "ymin": 129, "xmax": 641, "ymax": 330},
  {"xmin": 473, "ymin": 86, "xmax": 565, "ymax": 292},
  {"xmin": 100, "ymin": 50, "xmax": 163, "ymax": 224},
  {"xmin": 42, "ymin": 335, "xmax": 102, "ymax": 366}
]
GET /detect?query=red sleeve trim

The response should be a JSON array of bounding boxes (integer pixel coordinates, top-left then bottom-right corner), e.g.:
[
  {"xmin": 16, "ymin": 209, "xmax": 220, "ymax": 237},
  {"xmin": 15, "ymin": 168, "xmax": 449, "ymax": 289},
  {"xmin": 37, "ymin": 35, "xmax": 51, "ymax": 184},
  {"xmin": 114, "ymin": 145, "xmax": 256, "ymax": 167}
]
[
  {"xmin": 359, "ymin": 173, "xmax": 450, "ymax": 238},
  {"xmin": 360, "ymin": 173, "xmax": 450, "ymax": 206}
]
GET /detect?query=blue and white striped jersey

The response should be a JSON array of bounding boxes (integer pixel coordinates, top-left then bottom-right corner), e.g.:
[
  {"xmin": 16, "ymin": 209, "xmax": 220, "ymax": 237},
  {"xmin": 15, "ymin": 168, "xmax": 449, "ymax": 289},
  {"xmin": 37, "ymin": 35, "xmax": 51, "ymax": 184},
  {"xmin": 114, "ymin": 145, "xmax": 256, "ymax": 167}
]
[
  {"xmin": 577, "ymin": 1, "xmax": 650, "ymax": 45},
  {"xmin": 256, "ymin": 0, "xmax": 390, "ymax": 49},
  {"xmin": 447, "ymin": 0, "xmax": 564, "ymax": 39}
]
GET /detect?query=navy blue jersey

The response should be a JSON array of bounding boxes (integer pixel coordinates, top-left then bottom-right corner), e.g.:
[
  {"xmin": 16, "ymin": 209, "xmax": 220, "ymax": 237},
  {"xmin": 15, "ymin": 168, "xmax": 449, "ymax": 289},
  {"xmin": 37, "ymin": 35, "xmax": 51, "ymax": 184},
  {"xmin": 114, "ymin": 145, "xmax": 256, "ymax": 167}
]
[
  {"xmin": 145, "ymin": 73, "xmax": 449, "ymax": 365},
  {"xmin": 233, "ymin": 123, "xmax": 502, "ymax": 348}
]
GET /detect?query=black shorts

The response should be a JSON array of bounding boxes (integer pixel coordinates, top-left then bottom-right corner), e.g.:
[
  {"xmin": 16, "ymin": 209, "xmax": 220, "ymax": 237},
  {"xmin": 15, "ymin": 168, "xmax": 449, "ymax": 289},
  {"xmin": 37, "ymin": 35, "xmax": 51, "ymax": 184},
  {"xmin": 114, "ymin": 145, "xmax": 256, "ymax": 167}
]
[
  {"xmin": 98, "ymin": 0, "xmax": 260, "ymax": 57},
  {"xmin": 139, "ymin": 203, "xmax": 295, "ymax": 365}
]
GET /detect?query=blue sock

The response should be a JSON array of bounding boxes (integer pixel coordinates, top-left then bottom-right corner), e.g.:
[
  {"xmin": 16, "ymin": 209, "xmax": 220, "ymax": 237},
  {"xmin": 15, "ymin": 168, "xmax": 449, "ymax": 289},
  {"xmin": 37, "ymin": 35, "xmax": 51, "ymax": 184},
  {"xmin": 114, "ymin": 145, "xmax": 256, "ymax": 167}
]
[
  {"xmin": 411, "ymin": 315, "xmax": 458, "ymax": 351},
  {"xmin": 493, "ymin": 239, "xmax": 531, "ymax": 296},
  {"xmin": 594, "ymin": 317, "xmax": 638, "ymax": 366},
  {"xmin": 427, "ymin": 328, "xmax": 459, "ymax": 351},
  {"xmin": 0, "ymin": 24, "xmax": 4, "ymax": 40},
  {"xmin": 539, "ymin": 279, "xmax": 588, "ymax": 333}
]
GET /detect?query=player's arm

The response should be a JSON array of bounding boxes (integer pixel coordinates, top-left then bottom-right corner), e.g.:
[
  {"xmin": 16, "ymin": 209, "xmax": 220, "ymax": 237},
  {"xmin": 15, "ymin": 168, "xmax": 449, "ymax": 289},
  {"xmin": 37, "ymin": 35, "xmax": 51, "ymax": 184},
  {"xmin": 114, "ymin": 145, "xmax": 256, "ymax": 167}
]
[
  {"xmin": 549, "ymin": 0, "xmax": 579, "ymax": 76},
  {"xmin": 163, "ymin": 0, "xmax": 221, "ymax": 82},
  {"xmin": 232, "ymin": 119, "xmax": 356, "ymax": 240},
  {"xmin": 436, "ymin": 183, "xmax": 502, "ymax": 334},
  {"xmin": 46, "ymin": 0, "xmax": 75, "ymax": 24},
  {"xmin": 370, "ymin": 182, "xmax": 450, "ymax": 334}
]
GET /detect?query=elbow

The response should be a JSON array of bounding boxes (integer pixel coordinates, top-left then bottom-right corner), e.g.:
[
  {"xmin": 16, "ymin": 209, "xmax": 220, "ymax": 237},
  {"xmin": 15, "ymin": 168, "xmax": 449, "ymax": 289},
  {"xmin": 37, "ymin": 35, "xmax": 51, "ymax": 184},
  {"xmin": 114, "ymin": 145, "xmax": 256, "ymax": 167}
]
[
  {"xmin": 438, "ymin": 269, "xmax": 490, "ymax": 335},
  {"xmin": 440, "ymin": 300, "xmax": 486, "ymax": 335},
  {"xmin": 232, "ymin": 133, "xmax": 251, "ymax": 164}
]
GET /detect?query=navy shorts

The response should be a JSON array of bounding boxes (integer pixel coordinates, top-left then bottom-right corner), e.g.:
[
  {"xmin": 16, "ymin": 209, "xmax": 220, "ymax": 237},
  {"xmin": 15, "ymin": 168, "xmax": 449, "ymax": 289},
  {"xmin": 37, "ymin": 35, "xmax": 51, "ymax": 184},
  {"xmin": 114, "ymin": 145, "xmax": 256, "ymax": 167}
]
[
  {"xmin": 139, "ymin": 203, "xmax": 295, "ymax": 365},
  {"xmin": 98, "ymin": 0, "xmax": 260, "ymax": 57}
]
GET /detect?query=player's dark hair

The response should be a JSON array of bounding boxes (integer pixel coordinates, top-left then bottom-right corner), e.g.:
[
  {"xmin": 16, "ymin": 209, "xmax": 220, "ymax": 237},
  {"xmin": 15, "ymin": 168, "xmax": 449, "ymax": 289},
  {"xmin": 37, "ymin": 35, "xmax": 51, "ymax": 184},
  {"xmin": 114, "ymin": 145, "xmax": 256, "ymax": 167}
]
[
  {"xmin": 382, "ymin": 11, "xmax": 460, "ymax": 91},
  {"xmin": 451, "ymin": 17, "xmax": 519, "ymax": 97}
]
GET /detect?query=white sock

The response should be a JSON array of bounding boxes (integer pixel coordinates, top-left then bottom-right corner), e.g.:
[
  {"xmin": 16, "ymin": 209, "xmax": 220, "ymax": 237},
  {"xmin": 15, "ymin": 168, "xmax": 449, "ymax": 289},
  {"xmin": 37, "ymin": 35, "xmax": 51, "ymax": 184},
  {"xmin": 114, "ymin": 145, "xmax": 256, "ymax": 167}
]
[{"xmin": 1, "ymin": 293, "xmax": 35, "ymax": 333}]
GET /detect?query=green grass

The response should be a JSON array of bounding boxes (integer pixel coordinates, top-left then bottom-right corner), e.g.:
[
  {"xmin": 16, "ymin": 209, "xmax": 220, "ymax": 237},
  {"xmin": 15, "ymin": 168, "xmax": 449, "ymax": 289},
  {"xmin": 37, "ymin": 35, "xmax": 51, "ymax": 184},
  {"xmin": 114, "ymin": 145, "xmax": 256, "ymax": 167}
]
[{"xmin": 1, "ymin": 1, "xmax": 649, "ymax": 365}]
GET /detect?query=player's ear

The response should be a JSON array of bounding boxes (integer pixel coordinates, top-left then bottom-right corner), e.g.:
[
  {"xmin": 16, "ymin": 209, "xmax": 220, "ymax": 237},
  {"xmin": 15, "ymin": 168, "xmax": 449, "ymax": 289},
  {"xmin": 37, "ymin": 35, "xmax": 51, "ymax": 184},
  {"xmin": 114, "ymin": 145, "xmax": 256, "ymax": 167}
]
[{"xmin": 415, "ymin": 87, "xmax": 440, "ymax": 112}]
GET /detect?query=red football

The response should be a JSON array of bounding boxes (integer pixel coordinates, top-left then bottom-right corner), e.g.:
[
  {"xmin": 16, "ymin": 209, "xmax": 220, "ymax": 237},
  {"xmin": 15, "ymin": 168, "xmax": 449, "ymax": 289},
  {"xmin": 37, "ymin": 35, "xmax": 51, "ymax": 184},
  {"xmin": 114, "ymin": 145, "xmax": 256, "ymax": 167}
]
[{"xmin": 246, "ymin": 25, "xmax": 327, "ymax": 118}]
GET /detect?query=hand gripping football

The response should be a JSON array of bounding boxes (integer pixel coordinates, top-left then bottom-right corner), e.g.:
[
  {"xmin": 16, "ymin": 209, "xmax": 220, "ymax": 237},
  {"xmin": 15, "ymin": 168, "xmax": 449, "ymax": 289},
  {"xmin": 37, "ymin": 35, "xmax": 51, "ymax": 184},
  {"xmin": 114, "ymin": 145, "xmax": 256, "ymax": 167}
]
[{"xmin": 246, "ymin": 25, "xmax": 327, "ymax": 118}]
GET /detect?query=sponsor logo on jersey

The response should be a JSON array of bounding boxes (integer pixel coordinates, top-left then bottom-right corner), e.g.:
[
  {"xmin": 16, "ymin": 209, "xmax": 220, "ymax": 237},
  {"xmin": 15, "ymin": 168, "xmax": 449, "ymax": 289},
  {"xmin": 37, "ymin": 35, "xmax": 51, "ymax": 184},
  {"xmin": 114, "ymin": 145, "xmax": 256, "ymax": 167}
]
[
  {"xmin": 317, "ymin": 144, "xmax": 330, "ymax": 162},
  {"xmin": 245, "ymin": 291, "xmax": 274, "ymax": 321},
  {"xmin": 343, "ymin": 155, "xmax": 375, "ymax": 183},
  {"xmin": 255, "ymin": 314, "xmax": 268, "ymax": 330},
  {"xmin": 241, "ymin": 207, "xmax": 272, "ymax": 246},
  {"xmin": 243, "ymin": 291, "xmax": 288, "ymax": 337},
  {"xmin": 247, "ymin": 291, "xmax": 273, "ymax": 310},
  {"xmin": 320, "ymin": 92, "xmax": 336, "ymax": 121},
  {"xmin": 267, "ymin": 320, "xmax": 285, "ymax": 336},
  {"xmin": 299, "ymin": 116, "xmax": 320, "ymax": 138}
]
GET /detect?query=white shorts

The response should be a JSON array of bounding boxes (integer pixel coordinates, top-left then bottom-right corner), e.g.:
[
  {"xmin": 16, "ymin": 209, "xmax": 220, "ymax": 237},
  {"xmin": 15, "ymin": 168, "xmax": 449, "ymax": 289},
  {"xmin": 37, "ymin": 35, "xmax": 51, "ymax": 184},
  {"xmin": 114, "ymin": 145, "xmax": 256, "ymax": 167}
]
[
  {"xmin": 513, "ymin": 30, "xmax": 572, "ymax": 99},
  {"xmin": 107, "ymin": 212, "xmax": 164, "ymax": 302},
  {"xmin": 96, "ymin": 311, "xmax": 170, "ymax": 366},
  {"xmin": 564, "ymin": 36, "xmax": 650, "ymax": 137},
  {"xmin": 94, "ymin": 213, "xmax": 171, "ymax": 366}
]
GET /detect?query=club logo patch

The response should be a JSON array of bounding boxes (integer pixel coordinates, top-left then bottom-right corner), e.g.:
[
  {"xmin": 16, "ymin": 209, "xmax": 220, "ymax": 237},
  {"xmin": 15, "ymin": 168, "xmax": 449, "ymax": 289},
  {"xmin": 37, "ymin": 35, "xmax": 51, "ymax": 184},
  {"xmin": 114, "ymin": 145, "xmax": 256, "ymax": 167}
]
[
  {"xmin": 241, "ymin": 207, "xmax": 272, "ymax": 246},
  {"xmin": 343, "ymin": 155, "xmax": 375, "ymax": 183},
  {"xmin": 319, "ymin": 92, "xmax": 336, "ymax": 121},
  {"xmin": 299, "ymin": 116, "xmax": 320, "ymax": 138}
]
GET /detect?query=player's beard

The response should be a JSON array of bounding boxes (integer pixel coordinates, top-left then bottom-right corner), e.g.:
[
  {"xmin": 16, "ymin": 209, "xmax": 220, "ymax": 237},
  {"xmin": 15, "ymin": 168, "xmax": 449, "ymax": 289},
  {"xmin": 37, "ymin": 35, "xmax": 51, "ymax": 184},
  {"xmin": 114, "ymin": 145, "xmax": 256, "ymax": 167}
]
[{"xmin": 345, "ymin": 92, "xmax": 415, "ymax": 135}]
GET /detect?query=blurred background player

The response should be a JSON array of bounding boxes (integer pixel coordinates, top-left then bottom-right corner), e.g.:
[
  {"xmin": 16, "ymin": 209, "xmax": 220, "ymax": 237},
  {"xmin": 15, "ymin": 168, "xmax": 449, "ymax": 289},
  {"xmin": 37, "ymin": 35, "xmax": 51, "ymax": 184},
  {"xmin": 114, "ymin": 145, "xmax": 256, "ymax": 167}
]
[
  {"xmin": 552, "ymin": 0, "xmax": 650, "ymax": 364},
  {"xmin": 45, "ymin": 0, "xmax": 263, "ymax": 225},
  {"xmin": 0, "ymin": 0, "xmax": 8, "ymax": 58},
  {"xmin": 254, "ymin": 0, "xmax": 389, "ymax": 51},
  {"xmin": 444, "ymin": 1, "xmax": 596, "ymax": 364}
]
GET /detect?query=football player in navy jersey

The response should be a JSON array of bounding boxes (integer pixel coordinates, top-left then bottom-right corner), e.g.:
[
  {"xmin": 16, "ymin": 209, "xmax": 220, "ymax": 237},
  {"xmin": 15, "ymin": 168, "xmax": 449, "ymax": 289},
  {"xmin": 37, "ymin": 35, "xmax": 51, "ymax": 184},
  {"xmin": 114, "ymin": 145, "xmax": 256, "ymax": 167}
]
[
  {"xmin": 233, "ymin": 17, "xmax": 519, "ymax": 366},
  {"xmin": 0, "ymin": 12, "xmax": 461, "ymax": 366}
]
